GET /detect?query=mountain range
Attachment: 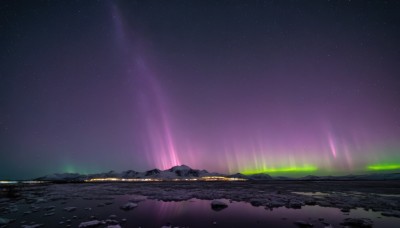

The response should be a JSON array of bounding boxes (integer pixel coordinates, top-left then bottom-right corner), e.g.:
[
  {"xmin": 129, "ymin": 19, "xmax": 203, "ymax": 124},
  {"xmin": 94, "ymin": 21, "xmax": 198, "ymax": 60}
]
[
  {"xmin": 35, "ymin": 165, "xmax": 239, "ymax": 182},
  {"xmin": 34, "ymin": 165, "xmax": 400, "ymax": 182}
]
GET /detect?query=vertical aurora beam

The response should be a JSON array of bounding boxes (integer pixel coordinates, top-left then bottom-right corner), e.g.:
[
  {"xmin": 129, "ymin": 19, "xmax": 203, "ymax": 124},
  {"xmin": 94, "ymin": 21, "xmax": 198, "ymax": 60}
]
[
  {"xmin": 111, "ymin": 3, "xmax": 181, "ymax": 169},
  {"xmin": 327, "ymin": 133, "xmax": 337, "ymax": 158},
  {"xmin": 134, "ymin": 58, "xmax": 181, "ymax": 169}
]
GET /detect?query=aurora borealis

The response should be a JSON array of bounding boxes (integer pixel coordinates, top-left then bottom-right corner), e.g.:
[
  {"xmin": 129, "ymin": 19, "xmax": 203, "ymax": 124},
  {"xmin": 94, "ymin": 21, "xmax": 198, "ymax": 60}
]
[{"xmin": 1, "ymin": 0, "xmax": 400, "ymax": 179}]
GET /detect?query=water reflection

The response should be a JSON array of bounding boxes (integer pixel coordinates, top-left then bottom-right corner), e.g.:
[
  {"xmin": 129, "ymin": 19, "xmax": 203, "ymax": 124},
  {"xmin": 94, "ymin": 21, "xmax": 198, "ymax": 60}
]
[
  {"xmin": 2, "ymin": 194, "xmax": 399, "ymax": 228},
  {"xmin": 116, "ymin": 197, "xmax": 399, "ymax": 227}
]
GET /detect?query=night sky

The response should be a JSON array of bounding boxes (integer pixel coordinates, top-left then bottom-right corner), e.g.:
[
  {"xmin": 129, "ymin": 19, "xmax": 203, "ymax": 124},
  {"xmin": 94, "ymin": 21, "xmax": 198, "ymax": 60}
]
[{"xmin": 1, "ymin": 0, "xmax": 400, "ymax": 179}]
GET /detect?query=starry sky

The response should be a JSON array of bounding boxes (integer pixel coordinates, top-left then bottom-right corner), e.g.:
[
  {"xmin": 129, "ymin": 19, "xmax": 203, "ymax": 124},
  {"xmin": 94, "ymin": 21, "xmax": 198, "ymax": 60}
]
[{"xmin": 1, "ymin": 0, "xmax": 400, "ymax": 179}]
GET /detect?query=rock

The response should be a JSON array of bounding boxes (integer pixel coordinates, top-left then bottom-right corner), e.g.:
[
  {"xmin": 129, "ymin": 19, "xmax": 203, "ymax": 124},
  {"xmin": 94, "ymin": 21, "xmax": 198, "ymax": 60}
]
[
  {"xmin": 320, "ymin": 221, "xmax": 330, "ymax": 226},
  {"xmin": 294, "ymin": 220, "xmax": 313, "ymax": 227},
  {"xmin": 340, "ymin": 218, "xmax": 373, "ymax": 227},
  {"xmin": 36, "ymin": 198, "xmax": 47, "ymax": 203},
  {"xmin": 305, "ymin": 199, "xmax": 316, "ymax": 205},
  {"xmin": 381, "ymin": 211, "xmax": 400, "ymax": 218},
  {"xmin": 64, "ymin": 207, "xmax": 77, "ymax": 212},
  {"xmin": 211, "ymin": 200, "xmax": 228, "ymax": 211},
  {"xmin": 0, "ymin": 217, "xmax": 11, "ymax": 225},
  {"xmin": 31, "ymin": 208, "xmax": 40, "ymax": 213},
  {"xmin": 44, "ymin": 206, "xmax": 56, "ymax": 211},
  {"xmin": 44, "ymin": 212, "xmax": 55, "ymax": 216},
  {"xmin": 250, "ymin": 199, "xmax": 264, "ymax": 207},
  {"xmin": 109, "ymin": 215, "xmax": 117, "ymax": 219},
  {"xmin": 120, "ymin": 202, "xmax": 138, "ymax": 210},
  {"xmin": 289, "ymin": 200, "xmax": 303, "ymax": 209},
  {"xmin": 78, "ymin": 220, "xmax": 102, "ymax": 228},
  {"xmin": 341, "ymin": 208, "xmax": 350, "ymax": 212},
  {"xmin": 269, "ymin": 200, "xmax": 285, "ymax": 207}
]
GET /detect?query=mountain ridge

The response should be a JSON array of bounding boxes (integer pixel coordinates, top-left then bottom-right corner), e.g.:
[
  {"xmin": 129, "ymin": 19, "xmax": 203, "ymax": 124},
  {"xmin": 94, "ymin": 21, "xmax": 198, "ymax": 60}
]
[{"xmin": 34, "ymin": 165, "xmax": 400, "ymax": 182}]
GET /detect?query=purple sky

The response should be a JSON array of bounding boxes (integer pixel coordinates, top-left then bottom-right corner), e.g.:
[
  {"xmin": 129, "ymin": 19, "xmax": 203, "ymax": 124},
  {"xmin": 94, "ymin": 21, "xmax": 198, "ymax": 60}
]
[{"xmin": 1, "ymin": 0, "xmax": 399, "ymax": 179}]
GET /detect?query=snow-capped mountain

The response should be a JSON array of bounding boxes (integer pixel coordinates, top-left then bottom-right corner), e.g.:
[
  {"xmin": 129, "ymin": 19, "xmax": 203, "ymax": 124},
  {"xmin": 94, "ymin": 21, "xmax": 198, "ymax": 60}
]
[
  {"xmin": 166, "ymin": 165, "xmax": 209, "ymax": 177},
  {"xmin": 144, "ymin": 169, "xmax": 161, "ymax": 177},
  {"xmin": 121, "ymin": 170, "xmax": 139, "ymax": 178},
  {"xmin": 35, "ymin": 165, "xmax": 226, "ymax": 181},
  {"xmin": 34, "ymin": 166, "xmax": 400, "ymax": 182}
]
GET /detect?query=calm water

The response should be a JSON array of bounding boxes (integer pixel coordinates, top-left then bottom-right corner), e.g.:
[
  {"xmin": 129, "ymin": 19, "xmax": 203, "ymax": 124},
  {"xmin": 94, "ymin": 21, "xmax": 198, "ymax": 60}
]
[{"xmin": 3, "ymin": 194, "xmax": 400, "ymax": 227}]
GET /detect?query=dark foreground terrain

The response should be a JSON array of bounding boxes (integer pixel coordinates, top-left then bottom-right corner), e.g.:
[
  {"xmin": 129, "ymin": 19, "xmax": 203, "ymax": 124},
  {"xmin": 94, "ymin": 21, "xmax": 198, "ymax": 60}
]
[{"xmin": 1, "ymin": 181, "xmax": 400, "ymax": 227}]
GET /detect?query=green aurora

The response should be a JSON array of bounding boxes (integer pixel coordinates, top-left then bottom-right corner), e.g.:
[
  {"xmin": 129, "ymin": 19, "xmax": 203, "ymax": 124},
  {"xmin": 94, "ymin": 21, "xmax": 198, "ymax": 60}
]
[{"xmin": 241, "ymin": 164, "xmax": 318, "ymax": 175}]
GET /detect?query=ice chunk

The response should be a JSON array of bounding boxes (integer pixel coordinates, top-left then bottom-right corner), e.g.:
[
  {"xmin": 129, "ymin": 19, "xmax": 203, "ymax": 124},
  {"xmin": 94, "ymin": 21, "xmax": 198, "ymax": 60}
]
[
  {"xmin": 44, "ymin": 212, "xmax": 55, "ymax": 216},
  {"xmin": 381, "ymin": 211, "xmax": 400, "ymax": 218},
  {"xmin": 0, "ymin": 217, "xmax": 10, "ymax": 225},
  {"xmin": 120, "ymin": 202, "xmax": 138, "ymax": 210},
  {"xmin": 289, "ymin": 200, "xmax": 303, "ymax": 209},
  {"xmin": 78, "ymin": 220, "xmax": 102, "ymax": 228},
  {"xmin": 105, "ymin": 219, "xmax": 119, "ymax": 225},
  {"xmin": 294, "ymin": 220, "xmax": 313, "ymax": 227},
  {"xmin": 64, "ymin": 207, "xmax": 77, "ymax": 212},
  {"xmin": 22, "ymin": 224, "xmax": 44, "ymax": 228},
  {"xmin": 107, "ymin": 225, "xmax": 121, "ymax": 228},
  {"xmin": 44, "ymin": 206, "xmax": 56, "ymax": 211}
]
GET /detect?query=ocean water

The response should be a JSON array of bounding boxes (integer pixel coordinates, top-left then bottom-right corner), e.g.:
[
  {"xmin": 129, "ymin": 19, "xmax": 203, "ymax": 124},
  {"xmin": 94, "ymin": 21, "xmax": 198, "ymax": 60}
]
[{"xmin": 2, "ymin": 192, "xmax": 399, "ymax": 227}]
